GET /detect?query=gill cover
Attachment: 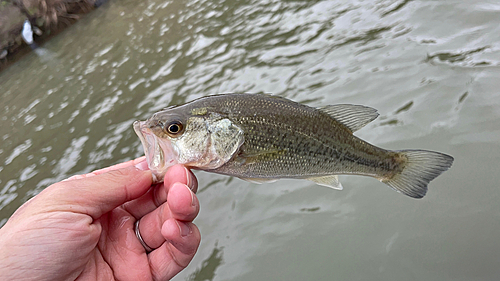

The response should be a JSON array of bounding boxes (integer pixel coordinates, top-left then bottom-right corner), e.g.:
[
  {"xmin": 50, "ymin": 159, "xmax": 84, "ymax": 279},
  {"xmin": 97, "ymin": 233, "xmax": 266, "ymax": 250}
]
[{"xmin": 175, "ymin": 114, "xmax": 244, "ymax": 170}]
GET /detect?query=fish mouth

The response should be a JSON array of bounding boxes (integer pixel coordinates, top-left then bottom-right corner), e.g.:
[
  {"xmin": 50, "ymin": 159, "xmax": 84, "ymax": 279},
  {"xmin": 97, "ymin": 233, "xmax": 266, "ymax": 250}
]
[{"xmin": 133, "ymin": 120, "xmax": 175, "ymax": 183}]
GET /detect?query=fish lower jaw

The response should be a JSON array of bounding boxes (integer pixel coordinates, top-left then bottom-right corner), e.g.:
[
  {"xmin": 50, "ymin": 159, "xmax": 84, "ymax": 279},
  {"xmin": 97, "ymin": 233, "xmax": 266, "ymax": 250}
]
[
  {"xmin": 148, "ymin": 142, "xmax": 173, "ymax": 183},
  {"xmin": 134, "ymin": 121, "xmax": 173, "ymax": 183}
]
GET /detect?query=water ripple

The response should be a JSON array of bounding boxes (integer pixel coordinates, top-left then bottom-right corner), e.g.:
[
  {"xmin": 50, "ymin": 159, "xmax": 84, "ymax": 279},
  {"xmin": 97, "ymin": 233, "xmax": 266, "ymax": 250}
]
[
  {"xmin": 1, "ymin": 0, "xmax": 500, "ymax": 280},
  {"xmin": 426, "ymin": 46, "xmax": 493, "ymax": 67},
  {"xmin": 4, "ymin": 139, "xmax": 32, "ymax": 166}
]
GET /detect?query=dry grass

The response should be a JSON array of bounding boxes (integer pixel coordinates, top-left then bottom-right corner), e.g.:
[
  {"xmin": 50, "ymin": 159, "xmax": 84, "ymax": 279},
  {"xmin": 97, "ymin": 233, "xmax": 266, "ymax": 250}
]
[
  {"xmin": 16, "ymin": 0, "xmax": 96, "ymax": 26},
  {"xmin": 1, "ymin": 0, "xmax": 99, "ymax": 69}
]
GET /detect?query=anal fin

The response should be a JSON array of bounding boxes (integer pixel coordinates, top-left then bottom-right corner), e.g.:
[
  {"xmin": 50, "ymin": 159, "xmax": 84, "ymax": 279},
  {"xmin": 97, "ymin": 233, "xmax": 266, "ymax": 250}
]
[{"xmin": 307, "ymin": 175, "xmax": 343, "ymax": 190}]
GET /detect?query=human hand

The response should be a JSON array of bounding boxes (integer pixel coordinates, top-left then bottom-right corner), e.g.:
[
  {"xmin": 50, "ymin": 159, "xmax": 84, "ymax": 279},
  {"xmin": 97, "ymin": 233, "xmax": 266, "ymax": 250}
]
[{"xmin": 0, "ymin": 157, "xmax": 201, "ymax": 281}]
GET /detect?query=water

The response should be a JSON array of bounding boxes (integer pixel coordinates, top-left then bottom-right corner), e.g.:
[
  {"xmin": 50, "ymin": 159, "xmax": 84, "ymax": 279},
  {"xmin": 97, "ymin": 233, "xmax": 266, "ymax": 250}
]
[{"xmin": 1, "ymin": 0, "xmax": 500, "ymax": 280}]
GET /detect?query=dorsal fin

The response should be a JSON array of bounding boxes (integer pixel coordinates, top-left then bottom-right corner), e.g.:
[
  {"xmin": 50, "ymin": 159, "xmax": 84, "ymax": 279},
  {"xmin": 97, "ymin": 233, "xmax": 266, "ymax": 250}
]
[{"xmin": 319, "ymin": 104, "xmax": 379, "ymax": 132}]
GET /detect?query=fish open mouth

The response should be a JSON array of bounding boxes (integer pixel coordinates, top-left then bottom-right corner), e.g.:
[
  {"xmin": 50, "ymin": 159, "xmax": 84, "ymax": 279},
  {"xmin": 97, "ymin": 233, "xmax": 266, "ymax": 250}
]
[{"xmin": 133, "ymin": 120, "xmax": 170, "ymax": 183}]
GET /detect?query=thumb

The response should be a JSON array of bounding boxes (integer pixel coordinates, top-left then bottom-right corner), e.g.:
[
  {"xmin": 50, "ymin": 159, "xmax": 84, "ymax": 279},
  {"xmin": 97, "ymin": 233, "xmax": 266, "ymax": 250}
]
[{"xmin": 45, "ymin": 162, "xmax": 153, "ymax": 219}]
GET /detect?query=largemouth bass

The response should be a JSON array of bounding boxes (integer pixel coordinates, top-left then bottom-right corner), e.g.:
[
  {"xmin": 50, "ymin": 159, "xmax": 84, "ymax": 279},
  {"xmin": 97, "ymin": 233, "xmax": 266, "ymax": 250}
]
[{"xmin": 134, "ymin": 93, "xmax": 453, "ymax": 198}]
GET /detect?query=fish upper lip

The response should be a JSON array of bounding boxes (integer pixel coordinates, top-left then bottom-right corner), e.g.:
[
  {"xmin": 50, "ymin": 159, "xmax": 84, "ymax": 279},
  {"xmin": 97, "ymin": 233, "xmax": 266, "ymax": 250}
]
[
  {"xmin": 133, "ymin": 121, "xmax": 148, "ymax": 154},
  {"xmin": 133, "ymin": 120, "xmax": 164, "ymax": 172}
]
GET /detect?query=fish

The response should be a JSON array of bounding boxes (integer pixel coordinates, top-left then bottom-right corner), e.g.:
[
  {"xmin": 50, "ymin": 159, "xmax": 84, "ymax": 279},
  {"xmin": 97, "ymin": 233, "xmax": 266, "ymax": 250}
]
[{"xmin": 133, "ymin": 93, "xmax": 453, "ymax": 199}]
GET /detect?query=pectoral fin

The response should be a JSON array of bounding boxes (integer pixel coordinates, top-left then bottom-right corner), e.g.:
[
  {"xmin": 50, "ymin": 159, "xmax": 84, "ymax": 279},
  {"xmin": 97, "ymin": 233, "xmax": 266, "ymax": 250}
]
[
  {"xmin": 307, "ymin": 175, "xmax": 343, "ymax": 190},
  {"xmin": 234, "ymin": 148, "xmax": 287, "ymax": 165}
]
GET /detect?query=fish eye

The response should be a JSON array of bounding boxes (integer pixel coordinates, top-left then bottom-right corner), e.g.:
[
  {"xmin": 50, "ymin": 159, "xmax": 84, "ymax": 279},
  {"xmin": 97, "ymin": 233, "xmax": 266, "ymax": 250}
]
[{"xmin": 165, "ymin": 121, "xmax": 183, "ymax": 136}]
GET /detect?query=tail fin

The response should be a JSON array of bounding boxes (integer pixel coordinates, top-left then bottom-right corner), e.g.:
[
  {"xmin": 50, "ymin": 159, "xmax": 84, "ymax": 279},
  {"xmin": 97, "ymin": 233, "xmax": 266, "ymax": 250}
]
[{"xmin": 381, "ymin": 150, "xmax": 454, "ymax": 199}]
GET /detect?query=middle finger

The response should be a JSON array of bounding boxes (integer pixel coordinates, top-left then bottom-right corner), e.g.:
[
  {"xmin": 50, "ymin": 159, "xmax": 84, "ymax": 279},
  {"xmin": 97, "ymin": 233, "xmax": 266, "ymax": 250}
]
[
  {"xmin": 122, "ymin": 164, "xmax": 197, "ymax": 219},
  {"xmin": 136, "ymin": 182, "xmax": 200, "ymax": 250}
]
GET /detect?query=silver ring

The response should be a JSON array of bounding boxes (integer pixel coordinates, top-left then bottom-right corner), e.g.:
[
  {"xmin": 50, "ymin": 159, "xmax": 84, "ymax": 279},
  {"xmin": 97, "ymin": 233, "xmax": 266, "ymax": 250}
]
[{"xmin": 135, "ymin": 219, "xmax": 153, "ymax": 253}]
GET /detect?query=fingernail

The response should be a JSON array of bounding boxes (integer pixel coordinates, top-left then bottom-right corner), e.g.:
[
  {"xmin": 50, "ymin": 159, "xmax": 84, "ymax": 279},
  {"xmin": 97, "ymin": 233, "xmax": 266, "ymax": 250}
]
[
  {"xmin": 184, "ymin": 167, "xmax": 192, "ymax": 189},
  {"xmin": 176, "ymin": 221, "xmax": 191, "ymax": 237},
  {"xmin": 135, "ymin": 160, "xmax": 149, "ymax": 171},
  {"xmin": 185, "ymin": 184, "xmax": 195, "ymax": 206}
]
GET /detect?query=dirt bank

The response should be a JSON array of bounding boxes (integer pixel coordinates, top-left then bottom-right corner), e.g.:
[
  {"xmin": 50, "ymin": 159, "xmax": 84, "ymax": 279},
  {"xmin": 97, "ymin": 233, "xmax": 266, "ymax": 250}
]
[{"xmin": 0, "ymin": 0, "xmax": 104, "ymax": 70}]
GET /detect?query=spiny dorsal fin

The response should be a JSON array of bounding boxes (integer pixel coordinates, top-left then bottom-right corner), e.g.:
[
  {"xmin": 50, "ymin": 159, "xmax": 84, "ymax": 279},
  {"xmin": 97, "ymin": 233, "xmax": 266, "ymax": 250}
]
[
  {"xmin": 307, "ymin": 175, "xmax": 343, "ymax": 190},
  {"xmin": 319, "ymin": 104, "xmax": 379, "ymax": 132}
]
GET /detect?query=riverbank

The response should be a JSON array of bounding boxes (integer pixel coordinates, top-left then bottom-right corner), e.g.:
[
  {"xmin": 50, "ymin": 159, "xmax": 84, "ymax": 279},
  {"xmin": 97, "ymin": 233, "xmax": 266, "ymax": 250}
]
[{"xmin": 0, "ymin": 0, "xmax": 104, "ymax": 71}]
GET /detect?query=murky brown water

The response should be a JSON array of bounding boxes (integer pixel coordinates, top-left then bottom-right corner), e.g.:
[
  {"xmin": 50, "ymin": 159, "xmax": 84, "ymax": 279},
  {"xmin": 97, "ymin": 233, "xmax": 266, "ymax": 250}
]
[{"xmin": 1, "ymin": 0, "xmax": 500, "ymax": 280}]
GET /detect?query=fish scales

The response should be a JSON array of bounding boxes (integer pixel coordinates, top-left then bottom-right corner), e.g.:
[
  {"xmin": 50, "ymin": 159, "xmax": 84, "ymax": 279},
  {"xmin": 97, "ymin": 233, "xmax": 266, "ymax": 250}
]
[
  {"xmin": 185, "ymin": 94, "xmax": 395, "ymax": 179},
  {"xmin": 134, "ymin": 93, "xmax": 454, "ymax": 198}
]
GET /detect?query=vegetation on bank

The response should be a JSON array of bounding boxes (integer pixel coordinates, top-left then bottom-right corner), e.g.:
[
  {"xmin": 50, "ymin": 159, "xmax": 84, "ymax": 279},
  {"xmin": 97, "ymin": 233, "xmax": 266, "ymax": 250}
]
[{"xmin": 0, "ymin": 0, "xmax": 103, "ymax": 67}]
